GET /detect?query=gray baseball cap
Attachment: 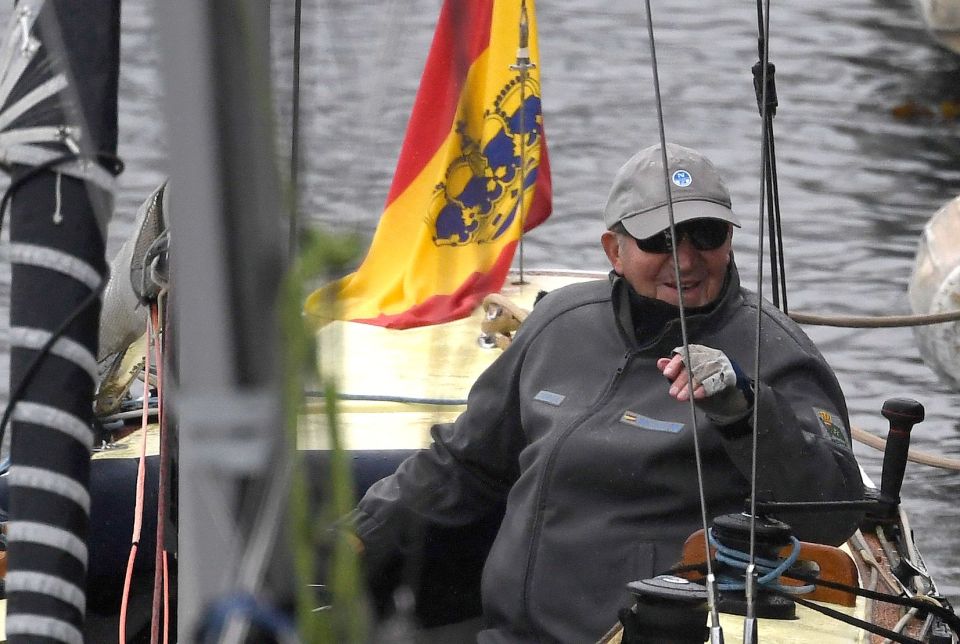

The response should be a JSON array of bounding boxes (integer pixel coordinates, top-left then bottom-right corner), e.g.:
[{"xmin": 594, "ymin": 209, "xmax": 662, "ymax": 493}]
[{"xmin": 602, "ymin": 143, "xmax": 740, "ymax": 239}]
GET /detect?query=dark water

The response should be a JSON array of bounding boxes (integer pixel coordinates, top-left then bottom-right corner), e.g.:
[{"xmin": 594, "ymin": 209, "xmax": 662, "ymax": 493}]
[{"xmin": 3, "ymin": 0, "xmax": 960, "ymax": 606}]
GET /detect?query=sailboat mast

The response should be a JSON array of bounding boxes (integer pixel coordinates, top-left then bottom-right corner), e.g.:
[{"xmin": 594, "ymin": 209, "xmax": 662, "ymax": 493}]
[
  {"xmin": 3, "ymin": 0, "xmax": 119, "ymax": 640},
  {"xmin": 155, "ymin": 0, "xmax": 288, "ymax": 638}
]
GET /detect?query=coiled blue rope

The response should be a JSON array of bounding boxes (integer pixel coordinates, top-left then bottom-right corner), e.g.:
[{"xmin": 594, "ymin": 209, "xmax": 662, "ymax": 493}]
[{"xmin": 708, "ymin": 528, "xmax": 815, "ymax": 595}]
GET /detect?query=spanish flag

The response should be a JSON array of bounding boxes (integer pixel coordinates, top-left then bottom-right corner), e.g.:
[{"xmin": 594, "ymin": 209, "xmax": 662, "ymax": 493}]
[{"xmin": 306, "ymin": 0, "xmax": 551, "ymax": 329}]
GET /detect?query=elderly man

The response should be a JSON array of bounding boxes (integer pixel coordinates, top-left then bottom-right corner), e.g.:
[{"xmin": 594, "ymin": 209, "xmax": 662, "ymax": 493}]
[{"xmin": 354, "ymin": 143, "xmax": 864, "ymax": 643}]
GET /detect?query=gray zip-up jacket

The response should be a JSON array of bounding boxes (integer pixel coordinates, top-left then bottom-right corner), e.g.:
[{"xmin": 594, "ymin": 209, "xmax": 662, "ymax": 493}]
[{"xmin": 355, "ymin": 266, "xmax": 864, "ymax": 643}]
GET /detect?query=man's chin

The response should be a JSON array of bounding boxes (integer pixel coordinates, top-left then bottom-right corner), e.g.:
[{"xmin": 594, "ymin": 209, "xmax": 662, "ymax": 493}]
[{"xmin": 658, "ymin": 285, "xmax": 713, "ymax": 308}]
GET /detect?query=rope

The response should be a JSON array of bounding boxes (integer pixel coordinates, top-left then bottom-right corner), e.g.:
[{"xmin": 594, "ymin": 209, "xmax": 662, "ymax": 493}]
[
  {"xmin": 674, "ymin": 553, "xmax": 960, "ymax": 639},
  {"xmin": 119, "ymin": 305, "xmax": 155, "ymax": 643},
  {"xmin": 0, "ymin": 274, "xmax": 107, "ymax": 467},
  {"xmin": 150, "ymin": 301, "xmax": 169, "ymax": 644},
  {"xmin": 779, "ymin": 562, "xmax": 960, "ymax": 634},
  {"xmin": 852, "ymin": 426, "xmax": 960, "ymax": 471},
  {"xmin": 789, "ymin": 309, "xmax": 960, "ymax": 328},
  {"xmin": 791, "ymin": 595, "xmax": 924, "ymax": 644},
  {"xmin": 0, "ymin": 150, "xmax": 124, "ymax": 237},
  {"xmin": 708, "ymin": 529, "xmax": 815, "ymax": 595}
]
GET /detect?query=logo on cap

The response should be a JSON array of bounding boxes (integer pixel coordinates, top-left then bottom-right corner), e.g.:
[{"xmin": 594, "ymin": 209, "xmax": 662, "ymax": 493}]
[{"xmin": 671, "ymin": 169, "xmax": 692, "ymax": 187}]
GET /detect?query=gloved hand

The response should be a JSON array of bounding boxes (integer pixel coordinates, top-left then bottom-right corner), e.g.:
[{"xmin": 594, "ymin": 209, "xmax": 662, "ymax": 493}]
[{"xmin": 656, "ymin": 344, "xmax": 754, "ymax": 426}]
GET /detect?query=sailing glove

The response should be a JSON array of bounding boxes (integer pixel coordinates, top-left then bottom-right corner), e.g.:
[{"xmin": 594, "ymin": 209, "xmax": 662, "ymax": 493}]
[{"xmin": 672, "ymin": 344, "xmax": 754, "ymax": 426}]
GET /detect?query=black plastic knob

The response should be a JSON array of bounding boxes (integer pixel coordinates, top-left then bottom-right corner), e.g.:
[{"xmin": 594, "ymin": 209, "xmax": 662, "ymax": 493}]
[
  {"xmin": 879, "ymin": 397, "xmax": 924, "ymax": 506},
  {"xmin": 880, "ymin": 398, "xmax": 925, "ymax": 427}
]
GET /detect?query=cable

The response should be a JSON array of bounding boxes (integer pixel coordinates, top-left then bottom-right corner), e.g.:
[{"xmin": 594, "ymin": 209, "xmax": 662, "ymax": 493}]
[
  {"xmin": 671, "ymin": 558, "xmax": 960, "ymax": 636},
  {"xmin": 791, "ymin": 595, "xmax": 923, "ymax": 644},
  {"xmin": 640, "ymin": 2, "xmax": 722, "ymax": 638},
  {"xmin": 707, "ymin": 530, "xmax": 814, "ymax": 594},
  {"xmin": 0, "ymin": 149, "xmax": 124, "ymax": 460},
  {"xmin": 744, "ymin": 0, "xmax": 775, "ymax": 632},
  {"xmin": 0, "ymin": 273, "xmax": 107, "ymax": 469},
  {"xmin": 0, "ymin": 151, "xmax": 124, "ymax": 237},
  {"xmin": 119, "ymin": 307, "xmax": 156, "ymax": 643},
  {"xmin": 288, "ymin": 0, "xmax": 303, "ymax": 263},
  {"xmin": 150, "ymin": 302, "xmax": 168, "ymax": 644}
]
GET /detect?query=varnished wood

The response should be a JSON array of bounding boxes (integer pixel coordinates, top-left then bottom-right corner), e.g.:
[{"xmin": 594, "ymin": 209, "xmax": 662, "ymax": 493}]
[{"xmin": 679, "ymin": 529, "xmax": 860, "ymax": 607}]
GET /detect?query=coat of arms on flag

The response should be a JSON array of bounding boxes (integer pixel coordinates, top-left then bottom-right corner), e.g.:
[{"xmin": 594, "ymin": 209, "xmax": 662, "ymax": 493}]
[{"xmin": 306, "ymin": 0, "xmax": 551, "ymax": 330}]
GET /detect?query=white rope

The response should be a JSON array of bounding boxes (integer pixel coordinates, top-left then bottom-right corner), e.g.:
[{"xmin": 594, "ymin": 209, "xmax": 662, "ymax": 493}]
[
  {"xmin": 0, "ymin": 142, "xmax": 116, "ymax": 192},
  {"xmin": 7, "ymin": 520, "xmax": 88, "ymax": 566},
  {"xmin": 5, "ymin": 614, "xmax": 84, "ymax": 644},
  {"xmin": 9, "ymin": 464, "xmax": 91, "ymax": 513},
  {"xmin": 53, "ymin": 168, "xmax": 62, "ymax": 223},
  {"xmin": 9, "ymin": 242, "xmax": 102, "ymax": 290},
  {"xmin": 0, "ymin": 73, "xmax": 68, "ymax": 131},
  {"xmin": 11, "ymin": 400, "xmax": 96, "ymax": 451},
  {"xmin": 9, "ymin": 326, "xmax": 98, "ymax": 383},
  {"xmin": 6, "ymin": 570, "xmax": 86, "ymax": 613}
]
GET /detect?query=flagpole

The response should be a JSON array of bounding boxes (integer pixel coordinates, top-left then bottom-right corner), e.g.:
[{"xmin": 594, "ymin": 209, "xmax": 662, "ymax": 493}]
[{"xmin": 510, "ymin": 0, "xmax": 534, "ymax": 285}]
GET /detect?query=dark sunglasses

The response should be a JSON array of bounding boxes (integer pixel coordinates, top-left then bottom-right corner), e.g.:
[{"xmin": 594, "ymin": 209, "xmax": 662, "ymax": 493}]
[{"xmin": 634, "ymin": 219, "xmax": 730, "ymax": 254}]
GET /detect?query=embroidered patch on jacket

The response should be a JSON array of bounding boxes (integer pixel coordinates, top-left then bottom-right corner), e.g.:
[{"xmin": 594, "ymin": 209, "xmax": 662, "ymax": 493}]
[
  {"xmin": 814, "ymin": 407, "xmax": 847, "ymax": 445},
  {"xmin": 620, "ymin": 411, "xmax": 684, "ymax": 433},
  {"xmin": 534, "ymin": 390, "xmax": 566, "ymax": 406}
]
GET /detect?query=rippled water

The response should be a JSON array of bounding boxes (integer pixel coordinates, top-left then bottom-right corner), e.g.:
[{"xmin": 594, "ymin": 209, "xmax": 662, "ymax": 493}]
[{"xmin": 2, "ymin": 0, "xmax": 960, "ymax": 605}]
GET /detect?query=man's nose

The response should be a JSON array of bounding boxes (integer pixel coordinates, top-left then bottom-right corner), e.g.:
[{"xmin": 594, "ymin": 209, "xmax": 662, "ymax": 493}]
[{"xmin": 673, "ymin": 236, "xmax": 699, "ymax": 267}]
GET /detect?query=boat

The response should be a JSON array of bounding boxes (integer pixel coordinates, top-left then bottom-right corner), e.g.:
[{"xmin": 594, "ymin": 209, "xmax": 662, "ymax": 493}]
[
  {"xmin": 84, "ymin": 265, "xmax": 960, "ymax": 643},
  {"xmin": 911, "ymin": 0, "xmax": 960, "ymax": 55},
  {"xmin": 1, "ymin": 0, "xmax": 959, "ymax": 643},
  {"xmin": 909, "ymin": 194, "xmax": 960, "ymax": 391}
]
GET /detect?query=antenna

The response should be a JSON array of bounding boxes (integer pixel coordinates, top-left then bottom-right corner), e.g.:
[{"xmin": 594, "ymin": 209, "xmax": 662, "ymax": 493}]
[{"xmin": 510, "ymin": 0, "xmax": 534, "ymax": 285}]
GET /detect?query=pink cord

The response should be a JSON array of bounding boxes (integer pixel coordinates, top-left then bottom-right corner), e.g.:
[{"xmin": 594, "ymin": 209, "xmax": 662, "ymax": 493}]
[
  {"xmin": 150, "ymin": 304, "xmax": 169, "ymax": 644},
  {"xmin": 119, "ymin": 309, "xmax": 155, "ymax": 642}
]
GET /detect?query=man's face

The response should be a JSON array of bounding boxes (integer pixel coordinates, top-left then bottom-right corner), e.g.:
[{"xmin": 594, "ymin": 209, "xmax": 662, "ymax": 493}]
[{"xmin": 601, "ymin": 222, "xmax": 732, "ymax": 307}]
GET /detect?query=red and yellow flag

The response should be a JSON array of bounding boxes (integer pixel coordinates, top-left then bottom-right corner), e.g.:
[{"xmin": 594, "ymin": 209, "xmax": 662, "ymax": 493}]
[{"xmin": 306, "ymin": 0, "xmax": 551, "ymax": 329}]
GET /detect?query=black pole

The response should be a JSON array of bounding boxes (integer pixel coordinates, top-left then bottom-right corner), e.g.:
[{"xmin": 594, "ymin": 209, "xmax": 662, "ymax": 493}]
[{"xmin": 5, "ymin": 0, "xmax": 120, "ymax": 641}]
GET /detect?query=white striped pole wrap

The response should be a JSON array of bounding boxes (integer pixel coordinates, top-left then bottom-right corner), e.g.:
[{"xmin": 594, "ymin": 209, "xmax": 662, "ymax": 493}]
[{"xmin": 2, "ymin": 0, "xmax": 120, "ymax": 641}]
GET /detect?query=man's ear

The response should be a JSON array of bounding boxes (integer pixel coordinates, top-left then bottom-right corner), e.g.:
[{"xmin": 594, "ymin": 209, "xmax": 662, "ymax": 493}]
[{"xmin": 601, "ymin": 230, "xmax": 624, "ymax": 275}]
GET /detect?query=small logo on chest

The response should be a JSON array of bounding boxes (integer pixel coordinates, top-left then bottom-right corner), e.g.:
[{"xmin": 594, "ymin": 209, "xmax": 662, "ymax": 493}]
[
  {"xmin": 620, "ymin": 410, "xmax": 685, "ymax": 433},
  {"xmin": 534, "ymin": 390, "xmax": 566, "ymax": 406}
]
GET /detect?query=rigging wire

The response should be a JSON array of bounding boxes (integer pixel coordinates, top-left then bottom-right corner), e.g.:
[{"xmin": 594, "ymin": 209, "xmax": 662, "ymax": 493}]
[
  {"xmin": 640, "ymin": 1, "xmax": 722, "ymax": 639},
  {"xmin": 745, "ymin": 0, "xmax": 776, "ymax": 635},
  {"xmin": 288, "ymin": 0, "xmax": 303, "ymax": 262},
  {"xmin": 752, "ymin": 1, "xmax": 788, "ymax": 314}
]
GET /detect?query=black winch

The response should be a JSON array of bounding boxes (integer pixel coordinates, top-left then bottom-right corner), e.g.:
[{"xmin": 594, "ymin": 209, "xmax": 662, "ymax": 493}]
[
  {"xmin": 711, "ymin": 512, "xmax": 798, "ymax": 619},
  {"xmin": 619, "ymin": 574, "xmax": 709, "ymax": 643}
]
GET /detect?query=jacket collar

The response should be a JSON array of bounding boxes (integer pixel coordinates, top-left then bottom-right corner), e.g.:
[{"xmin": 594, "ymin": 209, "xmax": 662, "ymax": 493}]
[{"xmin": 610, "ymin": 261, "xmax": 742, "ymax": 354}]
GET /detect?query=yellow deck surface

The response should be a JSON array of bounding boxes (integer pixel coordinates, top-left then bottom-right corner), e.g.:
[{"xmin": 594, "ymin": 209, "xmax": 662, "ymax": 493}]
[
  {"xmin": 605, "ymin": 597, "xmax": 867, "ymax": 643},
  {"xmin": 716, "ymin": 598, "xmax": 867, "ymax": 643},
  {"xmin": 302, "ymin": 270, "xmax": 603, "ymax": 450}
]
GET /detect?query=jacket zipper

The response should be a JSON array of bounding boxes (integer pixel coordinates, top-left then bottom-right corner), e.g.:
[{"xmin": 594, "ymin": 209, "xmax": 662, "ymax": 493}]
[{"xmin": 519, "ymin": 350, "xmax": 633, "ymax": 638}]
